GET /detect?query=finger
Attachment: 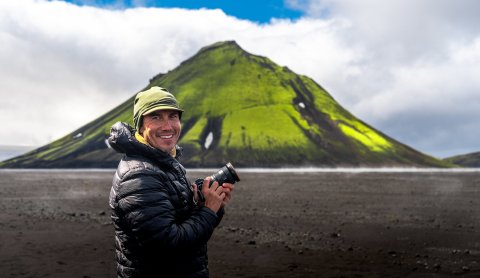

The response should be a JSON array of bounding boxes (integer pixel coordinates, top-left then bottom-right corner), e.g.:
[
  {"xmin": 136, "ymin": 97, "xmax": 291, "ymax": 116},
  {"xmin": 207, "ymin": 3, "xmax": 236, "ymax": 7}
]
[
  {"xmin": 223, "ymin": 192, "xmax": 230, "ymax": 200},
  {"xmin": 210, "ymin": 181, "xmax": 221, "ymax": 191},
  {"xmin": 217, "ymin": 184, "xmax": 228, "ymax": 193},
  {"xmin": 202, "ymin": 178, "xmax": 212, "ymax": 193},
  {"xmin": 192, "ymin": 183, "xmax": 198, "ymax": 196},
  {"xmin": 223, "ymin": 190, "xmax": 231, "ymax": 199},
  {"xmin": 203, "ymin": 177, "xmax": 212, "ymax": 187}
]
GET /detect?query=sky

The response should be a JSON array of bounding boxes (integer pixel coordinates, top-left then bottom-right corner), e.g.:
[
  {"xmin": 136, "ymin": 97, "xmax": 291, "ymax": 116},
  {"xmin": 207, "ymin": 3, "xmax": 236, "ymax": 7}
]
[{"xmin": 1, "ymin": 0, "xmax": 479, "ymax": 159}]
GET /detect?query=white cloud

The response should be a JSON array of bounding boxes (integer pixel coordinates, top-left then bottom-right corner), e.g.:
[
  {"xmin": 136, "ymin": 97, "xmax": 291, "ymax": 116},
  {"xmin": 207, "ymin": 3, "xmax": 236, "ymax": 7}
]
[
  {"xmin": 286, "ymin": 0, "xmax": 480, "ymax": 157},
  {"xmin": 0, "ymin": 0, "xmax": 479, "ymax": 158}
]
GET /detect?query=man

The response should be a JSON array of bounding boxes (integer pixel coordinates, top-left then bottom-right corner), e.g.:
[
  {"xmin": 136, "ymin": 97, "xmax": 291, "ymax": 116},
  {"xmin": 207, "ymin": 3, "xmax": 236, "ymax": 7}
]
[{"xmin": 108, "ymin": 86, "xmax": 234, "ymax": 278}]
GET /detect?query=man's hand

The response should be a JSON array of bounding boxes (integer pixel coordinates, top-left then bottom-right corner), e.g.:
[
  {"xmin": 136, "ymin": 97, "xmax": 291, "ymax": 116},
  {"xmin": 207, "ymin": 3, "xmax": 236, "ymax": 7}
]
[
  {"xmin": 201, "ymin": 178, "xmax": 227, "ymax": 213},
  {"xmin": 220, "ymin": 183, "xmax": 234, "ymax": 208},
  {"xmin": 192, "ymin": 182, "xmax": 200, "ymax": 205}
]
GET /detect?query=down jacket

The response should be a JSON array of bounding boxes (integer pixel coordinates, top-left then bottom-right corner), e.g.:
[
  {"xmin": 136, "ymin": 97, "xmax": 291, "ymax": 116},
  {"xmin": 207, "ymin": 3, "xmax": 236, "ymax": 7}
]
[{"xmin": 108, "ymin": 122, "xmax": 223, "ymax": 278}]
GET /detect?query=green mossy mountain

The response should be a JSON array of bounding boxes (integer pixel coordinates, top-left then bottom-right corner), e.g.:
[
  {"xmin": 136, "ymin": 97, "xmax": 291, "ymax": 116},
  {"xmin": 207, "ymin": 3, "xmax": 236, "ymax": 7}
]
[
  {"xmin": 444, "ymin": 152, "xmax": 480, "ymax": 167},
  {"xmin": 1, "ymin": 41, "xmax": 450, "ymax": 168}
]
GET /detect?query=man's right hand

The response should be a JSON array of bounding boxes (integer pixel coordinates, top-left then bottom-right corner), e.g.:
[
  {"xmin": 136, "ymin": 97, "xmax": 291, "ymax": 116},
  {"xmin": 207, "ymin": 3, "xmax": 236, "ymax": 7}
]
[{"xmin": 201, "ymin": 177, "xmax": 225, "ymax": 213}]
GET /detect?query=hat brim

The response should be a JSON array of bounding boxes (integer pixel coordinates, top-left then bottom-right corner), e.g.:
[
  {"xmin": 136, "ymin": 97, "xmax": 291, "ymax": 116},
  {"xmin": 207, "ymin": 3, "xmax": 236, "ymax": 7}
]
[{"xmin": 142, "ymin": 105, "xmax": 184, "ymax": 116}]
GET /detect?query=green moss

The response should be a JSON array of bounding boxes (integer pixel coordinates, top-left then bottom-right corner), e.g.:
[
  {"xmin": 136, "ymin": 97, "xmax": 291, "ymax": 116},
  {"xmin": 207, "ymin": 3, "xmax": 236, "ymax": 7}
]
[
  {"xmin": 220, "ymin": 105, "xmax": 311, "ymax": 150},
  {"xmin": 181, "ymin": 117, "xmax": 207, "ymax": 147},
  {"xmin": 339, "ymin": 123, "xmax": 392, "ymax": 152}
]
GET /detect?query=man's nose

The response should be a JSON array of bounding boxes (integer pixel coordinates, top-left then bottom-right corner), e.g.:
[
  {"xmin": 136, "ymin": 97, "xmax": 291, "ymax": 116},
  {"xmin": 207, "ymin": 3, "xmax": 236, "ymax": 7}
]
[{"xmin": 159, "ymin": 119, "xmax": 173, "ymax": 130}]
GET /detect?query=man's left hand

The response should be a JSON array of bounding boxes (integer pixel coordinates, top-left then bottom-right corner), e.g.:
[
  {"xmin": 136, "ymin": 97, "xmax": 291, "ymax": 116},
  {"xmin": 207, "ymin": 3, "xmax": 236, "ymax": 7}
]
[{"xmin": 220, "ymin": 183, "xmax": 234, "ymax": 208}]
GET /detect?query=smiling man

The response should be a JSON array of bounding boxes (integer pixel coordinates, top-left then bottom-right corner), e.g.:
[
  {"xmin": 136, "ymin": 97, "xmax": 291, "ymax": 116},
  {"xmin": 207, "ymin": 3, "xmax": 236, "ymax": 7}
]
[
  {"xmin": 108, "ymin": 86, "xmax": 234, "ymax": 278},
  {"xmin": 139, "ymin": 108, "xmax": 180, "ymax": 153}
]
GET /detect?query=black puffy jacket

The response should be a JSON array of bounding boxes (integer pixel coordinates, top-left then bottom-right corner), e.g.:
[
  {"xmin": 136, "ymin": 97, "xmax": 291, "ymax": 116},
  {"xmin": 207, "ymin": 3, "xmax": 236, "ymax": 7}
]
[{"xmin": 108, "ymin": 122, "xmax": 223, "ymax": 278}]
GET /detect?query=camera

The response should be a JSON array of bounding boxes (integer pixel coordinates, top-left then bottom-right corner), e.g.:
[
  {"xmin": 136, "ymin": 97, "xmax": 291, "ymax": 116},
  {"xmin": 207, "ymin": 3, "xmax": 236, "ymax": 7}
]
[{"xmin": 194, "ymin": 162, "xmax": 240, "ymax": 202}]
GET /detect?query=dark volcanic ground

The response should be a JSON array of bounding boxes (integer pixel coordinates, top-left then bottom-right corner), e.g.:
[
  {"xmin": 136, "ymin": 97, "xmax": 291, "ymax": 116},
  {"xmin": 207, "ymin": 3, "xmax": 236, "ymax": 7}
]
[{"xmin": 1, "ymin": 169, "xmax": 479, "ymax": 278}]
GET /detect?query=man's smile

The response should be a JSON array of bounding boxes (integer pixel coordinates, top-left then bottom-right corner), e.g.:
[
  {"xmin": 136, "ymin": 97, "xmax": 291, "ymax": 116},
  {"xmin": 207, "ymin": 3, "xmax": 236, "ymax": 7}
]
[{"xmin": 159, "ymin": 134, "xmax": 174, "ymax": 139}]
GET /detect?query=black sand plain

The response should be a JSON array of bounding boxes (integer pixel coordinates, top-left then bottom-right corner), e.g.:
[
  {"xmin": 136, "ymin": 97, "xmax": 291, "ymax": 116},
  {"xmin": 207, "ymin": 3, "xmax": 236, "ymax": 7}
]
[{"xmin": 1, "ymin": 169, "xmax": 480, "ymax": 278}]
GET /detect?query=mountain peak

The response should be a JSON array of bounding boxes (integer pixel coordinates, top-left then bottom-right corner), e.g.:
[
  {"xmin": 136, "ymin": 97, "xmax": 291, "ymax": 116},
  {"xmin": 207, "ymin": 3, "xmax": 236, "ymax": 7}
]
[
  {"xmin": 198, "ymin": 40, "xmax": 242, "ymax": 53},
  {"xmin": 0, "ymin": 41, "xmax": 450, "ymax": 168}
]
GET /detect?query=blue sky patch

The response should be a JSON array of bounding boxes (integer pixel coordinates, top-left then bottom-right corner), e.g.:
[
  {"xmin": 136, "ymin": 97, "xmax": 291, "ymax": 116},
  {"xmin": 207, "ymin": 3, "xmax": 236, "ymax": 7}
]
[{"xmin": 59, "ymin": 0, "xmax": 304, "ymax": 23}]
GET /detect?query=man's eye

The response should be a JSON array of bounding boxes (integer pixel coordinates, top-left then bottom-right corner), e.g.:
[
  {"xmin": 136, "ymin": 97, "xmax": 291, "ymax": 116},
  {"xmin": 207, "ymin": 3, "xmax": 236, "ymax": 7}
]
[{"xmin": 150, "ymin": 115, "xmax": 159, "ymax": 120}]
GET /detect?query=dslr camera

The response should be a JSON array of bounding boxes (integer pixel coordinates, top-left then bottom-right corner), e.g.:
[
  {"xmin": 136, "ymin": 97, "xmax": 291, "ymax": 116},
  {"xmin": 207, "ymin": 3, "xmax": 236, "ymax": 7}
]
[{"xmin": 194, "ymin": 162, "xmax": 240, "ymax": 202}]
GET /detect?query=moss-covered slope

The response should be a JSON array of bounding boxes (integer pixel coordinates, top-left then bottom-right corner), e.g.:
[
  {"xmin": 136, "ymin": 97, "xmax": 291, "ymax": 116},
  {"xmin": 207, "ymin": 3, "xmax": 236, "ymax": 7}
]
[
  {"xmin": 444, "ymin": 152, "xmax": 480, "ymax": 167},
  {"xmin": 1, "ymin": 41, "xmax": 450, "ymax": 168}
]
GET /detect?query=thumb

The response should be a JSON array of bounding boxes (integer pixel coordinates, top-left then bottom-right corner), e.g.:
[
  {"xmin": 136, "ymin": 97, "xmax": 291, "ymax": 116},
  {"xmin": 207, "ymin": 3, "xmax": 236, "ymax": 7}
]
[{"xmin": 192, "ymin": 183, "xmax": 199, "ymax": 201}]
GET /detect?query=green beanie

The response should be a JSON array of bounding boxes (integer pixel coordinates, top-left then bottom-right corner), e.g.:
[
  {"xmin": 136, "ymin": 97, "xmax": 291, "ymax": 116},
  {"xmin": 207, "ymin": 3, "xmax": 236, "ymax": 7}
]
[{"xmin": 133, "ymin": 86, "xmax": 184, "ymax": 131}]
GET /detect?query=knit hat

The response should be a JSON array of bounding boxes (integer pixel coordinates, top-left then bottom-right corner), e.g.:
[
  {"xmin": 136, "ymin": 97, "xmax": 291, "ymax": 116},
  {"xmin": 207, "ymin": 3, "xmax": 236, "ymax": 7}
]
[{"xmin": 133, "ymin": 86, "xmax": 184, "ymax": 131}]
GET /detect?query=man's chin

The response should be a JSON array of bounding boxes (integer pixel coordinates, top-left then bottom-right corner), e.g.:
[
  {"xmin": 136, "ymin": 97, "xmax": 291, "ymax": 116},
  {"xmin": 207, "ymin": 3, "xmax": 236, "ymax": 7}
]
[
  {"xmin": 149, "ymin": 137, "xmax": 177, "ymax": 153},
  {"xmin": 155, "ymin": 143, "xmax": 176, "ymax": 154}
]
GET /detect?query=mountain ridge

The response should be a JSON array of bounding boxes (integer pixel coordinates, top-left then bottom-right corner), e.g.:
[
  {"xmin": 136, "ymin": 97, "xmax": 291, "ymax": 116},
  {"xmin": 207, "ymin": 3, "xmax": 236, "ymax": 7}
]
[
  {"xmin": 0, "ymin": 41, "xmax": 451, "ymax": 168},
  {"xmin": 444, "ymin": 152, "xmax": 480, "ymax": 167}
]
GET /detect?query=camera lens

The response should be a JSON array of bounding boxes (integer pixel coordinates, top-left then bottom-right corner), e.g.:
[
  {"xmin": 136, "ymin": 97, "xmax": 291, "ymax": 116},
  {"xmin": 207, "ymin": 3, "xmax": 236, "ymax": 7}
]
[
  {"xmin": 210, "ymin": 162, "xmax": 240, "ymax": 185},
  {"xmin": 194, "ymin": 163, "xmax": 240, "ymax": 203}
]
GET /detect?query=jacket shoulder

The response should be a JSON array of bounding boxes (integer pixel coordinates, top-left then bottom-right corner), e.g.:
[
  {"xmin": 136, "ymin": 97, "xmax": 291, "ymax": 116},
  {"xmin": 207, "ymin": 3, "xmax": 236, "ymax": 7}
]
[{"xmin": 116, "ymin": 155, "xmax": 165, "ymax": 180}]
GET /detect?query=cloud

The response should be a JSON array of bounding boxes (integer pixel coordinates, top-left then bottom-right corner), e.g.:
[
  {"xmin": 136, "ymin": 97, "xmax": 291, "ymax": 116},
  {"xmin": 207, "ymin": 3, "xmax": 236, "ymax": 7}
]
[
  {"xmin": 0, "ymin": 0, "xmax": 479, "ymax": 159},
  {"xmin": 285, "ymin": 0, "xmax": 480, "ymax": 157}
]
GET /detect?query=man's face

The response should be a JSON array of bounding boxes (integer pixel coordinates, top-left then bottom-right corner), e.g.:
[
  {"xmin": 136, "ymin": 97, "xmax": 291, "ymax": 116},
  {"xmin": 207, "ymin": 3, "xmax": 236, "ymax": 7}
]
[{"xmin": 140, "ymin": 109, "xmax": 181, "ymax": 153}]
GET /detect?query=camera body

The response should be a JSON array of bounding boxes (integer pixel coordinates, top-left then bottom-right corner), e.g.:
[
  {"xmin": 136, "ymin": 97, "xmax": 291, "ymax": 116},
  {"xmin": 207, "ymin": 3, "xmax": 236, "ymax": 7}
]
[{"xmin": 194, "ymin": 162, "xmax": 240, "ymax": 203}]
